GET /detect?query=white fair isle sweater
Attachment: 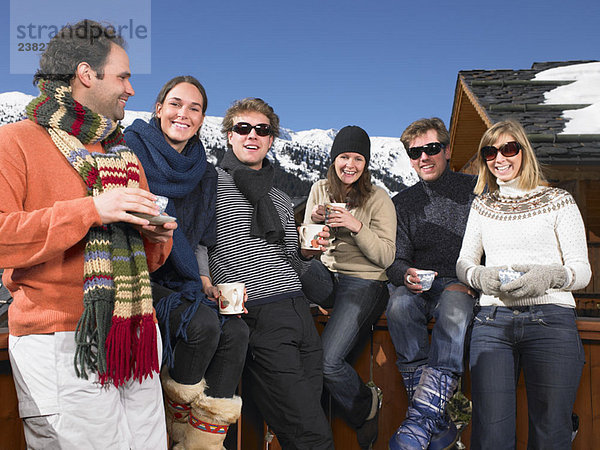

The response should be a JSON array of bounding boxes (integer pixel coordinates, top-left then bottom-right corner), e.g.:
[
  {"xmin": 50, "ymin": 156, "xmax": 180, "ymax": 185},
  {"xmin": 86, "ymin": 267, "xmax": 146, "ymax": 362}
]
[{"xmin": 456, "ymin": 178, "xmax": 591, "ymax": 307}]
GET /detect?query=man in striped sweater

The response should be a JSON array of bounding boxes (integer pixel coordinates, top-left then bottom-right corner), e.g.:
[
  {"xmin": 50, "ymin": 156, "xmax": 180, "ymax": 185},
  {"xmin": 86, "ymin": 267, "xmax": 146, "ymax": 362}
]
[{"xmin": 205, "ymin": 98, "xmax": 334, "ymax": 449}]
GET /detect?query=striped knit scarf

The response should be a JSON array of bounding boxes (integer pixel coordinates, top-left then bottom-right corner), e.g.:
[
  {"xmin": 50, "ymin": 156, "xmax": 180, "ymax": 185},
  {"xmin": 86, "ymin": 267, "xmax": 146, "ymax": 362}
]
[{"xmin": 26, "ymin": 80, "xmax": 158, "ymax": 386}]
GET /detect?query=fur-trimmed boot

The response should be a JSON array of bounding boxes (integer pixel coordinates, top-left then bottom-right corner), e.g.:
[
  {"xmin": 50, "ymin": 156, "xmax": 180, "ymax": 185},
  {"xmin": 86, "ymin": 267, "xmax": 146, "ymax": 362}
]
[
  {"xmin": 161, "ymin": 368, "xmax": 207, "ymax": 449},
  {"xmin": 389, "ymin": 367, "xmax": 459, "ymax": 450},
  {"xmin": 184, "ymin": 392, "xmax": 242, "ymax": 449}
]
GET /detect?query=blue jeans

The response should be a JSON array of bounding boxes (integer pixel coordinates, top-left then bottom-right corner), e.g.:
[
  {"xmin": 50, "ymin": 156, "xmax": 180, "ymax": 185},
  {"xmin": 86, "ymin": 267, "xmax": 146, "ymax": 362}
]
[
  {"xmin": 469, "ymin": 305, "xmax": 584, "ymax": 450},
  {"xmin": 386, "ymin": 278, "xmax": 475, "ymax": 375},
  {"xmin": 300, "ymin": 260, "xmax": 389, "ymax": 428}
]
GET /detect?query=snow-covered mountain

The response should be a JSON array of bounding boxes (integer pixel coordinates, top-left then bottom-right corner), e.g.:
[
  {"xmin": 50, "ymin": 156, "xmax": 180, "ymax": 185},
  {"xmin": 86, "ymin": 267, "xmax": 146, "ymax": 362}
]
[{"xmin": 0, "ymin": 91, "xmax": 417, "ymax": 197}]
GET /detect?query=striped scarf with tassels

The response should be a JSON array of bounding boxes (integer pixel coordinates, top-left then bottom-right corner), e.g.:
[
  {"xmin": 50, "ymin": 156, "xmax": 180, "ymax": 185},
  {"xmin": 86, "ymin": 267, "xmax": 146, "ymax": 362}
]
[{"xmin": 26, "ymin": 79, "xmax": 158, "ymax": 386}]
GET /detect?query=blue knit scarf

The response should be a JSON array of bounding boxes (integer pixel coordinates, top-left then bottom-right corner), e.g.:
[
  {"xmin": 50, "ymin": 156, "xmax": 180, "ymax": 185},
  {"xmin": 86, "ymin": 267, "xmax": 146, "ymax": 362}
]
[{"xmin": 124, "ymin": 118, "xmax": 219, "ymax": 367}]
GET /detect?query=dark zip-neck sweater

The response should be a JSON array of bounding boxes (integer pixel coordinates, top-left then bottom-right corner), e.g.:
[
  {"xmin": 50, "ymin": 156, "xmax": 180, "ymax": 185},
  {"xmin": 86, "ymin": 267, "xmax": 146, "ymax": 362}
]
[{"xmin": 386, "ymin": 167, "xmax": 476, "ymax": 286}]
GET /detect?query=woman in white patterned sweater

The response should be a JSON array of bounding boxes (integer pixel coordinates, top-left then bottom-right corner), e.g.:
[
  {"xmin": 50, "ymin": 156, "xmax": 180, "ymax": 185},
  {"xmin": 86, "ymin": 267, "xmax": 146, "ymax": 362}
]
[{"xmin": 456, "ymin": 120, "xmax": 591, "ymax": 449}]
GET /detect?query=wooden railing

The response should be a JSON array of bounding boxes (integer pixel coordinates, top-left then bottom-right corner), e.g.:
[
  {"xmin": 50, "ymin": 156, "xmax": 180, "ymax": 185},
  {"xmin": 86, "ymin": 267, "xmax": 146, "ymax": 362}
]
[
  {"xmin": 3, "ymin": 317, "xmax": 600, "ymax": 449},
  {"xmin": 575, "ymin": 242, "xmax": 600, "ymax": 317}
]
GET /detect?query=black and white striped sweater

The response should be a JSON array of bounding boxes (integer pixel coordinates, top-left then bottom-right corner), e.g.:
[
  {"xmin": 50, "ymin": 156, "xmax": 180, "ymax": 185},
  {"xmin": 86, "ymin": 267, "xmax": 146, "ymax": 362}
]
[{"xmin": 208, "ymin": 167, "xmax": 308, "ymax": 306}]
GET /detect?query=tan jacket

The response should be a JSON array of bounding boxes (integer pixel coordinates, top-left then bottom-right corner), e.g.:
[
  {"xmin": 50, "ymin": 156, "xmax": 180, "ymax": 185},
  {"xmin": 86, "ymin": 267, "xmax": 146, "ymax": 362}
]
[{"xmin": 304, "ymin": 179, "xmax": 396, "ymax": 281}]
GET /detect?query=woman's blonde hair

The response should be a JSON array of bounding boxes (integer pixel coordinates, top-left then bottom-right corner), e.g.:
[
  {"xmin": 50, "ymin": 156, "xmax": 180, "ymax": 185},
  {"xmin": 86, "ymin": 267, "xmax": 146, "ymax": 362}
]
[{"xmin": 474, "ymin": 119, "xmax": 546, "ymax": 194}]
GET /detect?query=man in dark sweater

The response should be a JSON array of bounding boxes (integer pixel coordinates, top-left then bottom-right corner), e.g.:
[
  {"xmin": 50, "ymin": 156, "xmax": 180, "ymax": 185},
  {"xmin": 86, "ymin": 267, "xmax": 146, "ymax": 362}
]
[
  {"xmin": 387, "ymin": 118, "xmax": 477, "ymax": 450},
  {"xmin": 205, "ymin": 98, "xmax": 334, "ymax": 449}
]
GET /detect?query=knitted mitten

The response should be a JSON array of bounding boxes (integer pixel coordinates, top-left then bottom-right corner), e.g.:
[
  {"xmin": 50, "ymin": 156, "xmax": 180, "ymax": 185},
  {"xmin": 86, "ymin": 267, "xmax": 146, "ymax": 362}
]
[
  {"xmin": 470, "ymin": 266, "xmax": 503, "ymax": 296},
  {"xmin": 500, "ymin": 264, "xmax": 568, "ymax": 298}
]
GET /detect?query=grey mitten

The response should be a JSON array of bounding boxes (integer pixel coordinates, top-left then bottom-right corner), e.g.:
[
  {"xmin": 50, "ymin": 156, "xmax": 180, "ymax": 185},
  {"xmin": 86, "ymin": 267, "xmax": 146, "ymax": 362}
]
[
  {"xmin": 471, "ymin": 266, "xmax": 503, "ymax": 296},
  {"xmin": 500, "ymin": 264, "xmax": 567, "ymax": 298}
]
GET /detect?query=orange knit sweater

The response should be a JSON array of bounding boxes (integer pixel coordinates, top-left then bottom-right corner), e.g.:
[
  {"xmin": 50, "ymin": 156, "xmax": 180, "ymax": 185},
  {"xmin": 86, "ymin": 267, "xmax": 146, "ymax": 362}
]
[{"xmin": 0, "ymin": 120, "xmax": 172, "ymax": 336}]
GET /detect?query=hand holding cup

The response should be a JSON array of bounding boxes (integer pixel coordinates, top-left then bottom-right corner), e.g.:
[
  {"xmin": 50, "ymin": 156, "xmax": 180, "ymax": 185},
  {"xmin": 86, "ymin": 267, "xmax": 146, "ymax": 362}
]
[
  {"xmin": 299, "ymin": 224, "xmax": 330, "ymax": 257},
  {"xmin": 311, "ymin": 204, "xmax": 327, "ymax": 223},
  {"xmin": 405, "ymin": 268, "xmax": 437, "ymax": 293},
  {"xmin": 325, "ymin": 203, "xmax": 362, "ymax": 234},
  {"xmin": 217, "ymin": 282, "xmax": 246, "ymax": 315}
]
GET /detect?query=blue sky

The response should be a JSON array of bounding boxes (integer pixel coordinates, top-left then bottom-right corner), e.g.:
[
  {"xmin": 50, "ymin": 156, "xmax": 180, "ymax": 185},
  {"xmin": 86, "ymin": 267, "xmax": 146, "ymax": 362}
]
[{"xmin": 1, "ymin": 0, "xmax": 599, "ymax": 136}]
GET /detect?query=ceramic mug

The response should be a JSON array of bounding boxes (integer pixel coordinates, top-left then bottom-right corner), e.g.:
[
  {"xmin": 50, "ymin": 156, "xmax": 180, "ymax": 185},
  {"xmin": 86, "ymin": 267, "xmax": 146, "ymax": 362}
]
[
  {"xmin": 325, "ymin": 202, "xmax": 347, "ymax": 221},
  {"xmin": 130, "ymin": 194, "xmax": 176, "ymax": 225},
  {"xmin": 416, "ymin": 269, "xmax": 436, "ymax": 291},
  {"xmin": 299, "ymin": 224, "xmax": 325, "ymax": 250},
  {"xmin": 217, "ymin": 282, "xmax": 245, "ymax": 315},
  {"xmin": 499, "ymin": 268, "xmax": 525, "ymax": 285}
]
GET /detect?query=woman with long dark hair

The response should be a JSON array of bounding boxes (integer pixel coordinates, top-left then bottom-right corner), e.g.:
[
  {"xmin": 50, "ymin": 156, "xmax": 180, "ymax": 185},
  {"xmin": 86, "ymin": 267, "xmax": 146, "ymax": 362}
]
[
  {"xmin": 301, "ymin": 125, "xmax": 396, "ymax": 449},
  {"xmin": 125, "ymin": 76, "xmax": 248, "ymax": 449},
  {"xmin": 457, "ymin": 119, "xmax": 591, "ymax": 448}
]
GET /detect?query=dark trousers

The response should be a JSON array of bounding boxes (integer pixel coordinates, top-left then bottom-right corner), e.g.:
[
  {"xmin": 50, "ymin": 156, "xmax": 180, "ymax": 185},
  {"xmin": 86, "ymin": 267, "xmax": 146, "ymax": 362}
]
[
  {"xmin": 243, "ymin": 296, "xmax": 334, "ymax": 450},
  {"xmin": 168, "ymin": 300, "xmax": 249, "ymax": 398}
]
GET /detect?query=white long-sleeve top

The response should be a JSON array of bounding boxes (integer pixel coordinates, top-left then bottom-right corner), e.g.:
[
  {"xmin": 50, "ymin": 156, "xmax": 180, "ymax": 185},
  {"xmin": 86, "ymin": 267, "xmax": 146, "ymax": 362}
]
[{"xmin": 456, "ymin": 178, "xmax": 591, "ymax": 307}]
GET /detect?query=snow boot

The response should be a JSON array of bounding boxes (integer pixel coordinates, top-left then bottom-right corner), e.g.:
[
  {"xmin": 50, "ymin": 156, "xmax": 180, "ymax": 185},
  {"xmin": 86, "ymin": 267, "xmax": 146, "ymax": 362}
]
[
  {"xmin": 389, "ymin": 367, "xmax": 459, "ymax": 450},
  {"xmin": 185, "ymin": 391, "xmax": 242, "ymax": 449},
  {"xmin": 161, "ymin": 368, "xmax": 207, "ymax": 449}
]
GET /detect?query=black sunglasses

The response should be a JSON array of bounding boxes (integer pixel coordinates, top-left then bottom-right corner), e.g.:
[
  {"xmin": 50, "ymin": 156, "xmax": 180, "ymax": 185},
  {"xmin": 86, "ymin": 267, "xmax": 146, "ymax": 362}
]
[
  {"xmin": 481, "ymin": 141, "xmax": 521, "ymax": 161},
  {"xmin": 407, "ymin": 142, "xmax": 446, "ymax": 160},
  {"xmin": 231, "ymin": 122, "xmax": 272, "ymax": 137}
]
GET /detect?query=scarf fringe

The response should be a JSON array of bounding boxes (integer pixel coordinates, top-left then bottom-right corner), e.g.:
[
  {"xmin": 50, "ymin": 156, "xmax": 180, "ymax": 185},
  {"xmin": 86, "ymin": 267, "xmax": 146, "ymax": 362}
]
[
  {"xmin": 73, "ymin": 293, "xmax": 114, "ymax": 379},
  {"xmin": 154, "ymin": 287, "xmax": 221, "ymax": 369},
  {"xmin": 101, "ymin": 315, "xmax": 158, "ymax": 387},
  {"xmin": 73, "ymin": 304, "xmax": 97, "ymax": 380},
  {"xmin": 155, "ymin": 292, "xmax": 183, "ymax": 368}
]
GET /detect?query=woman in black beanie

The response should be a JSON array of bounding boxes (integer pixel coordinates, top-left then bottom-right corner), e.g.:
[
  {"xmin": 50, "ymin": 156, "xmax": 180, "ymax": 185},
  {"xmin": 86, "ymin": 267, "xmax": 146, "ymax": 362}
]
[{"xmin": 301, "ymin": 125, "xmax": 396, "ymax": 449}]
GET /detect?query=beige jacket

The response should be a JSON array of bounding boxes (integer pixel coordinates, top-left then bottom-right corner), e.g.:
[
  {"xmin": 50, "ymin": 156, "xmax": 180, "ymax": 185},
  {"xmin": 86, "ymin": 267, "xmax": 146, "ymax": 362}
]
[{"xmin": 304, "ymin": 180, "xmax": 396, "ymax": 281}]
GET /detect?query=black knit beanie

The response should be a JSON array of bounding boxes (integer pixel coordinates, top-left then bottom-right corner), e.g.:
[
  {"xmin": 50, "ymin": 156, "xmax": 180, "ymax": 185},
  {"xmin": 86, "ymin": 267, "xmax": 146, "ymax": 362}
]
[{"xmin": 330, "ymin": 125, "xmax": 371, "ymax": 165}]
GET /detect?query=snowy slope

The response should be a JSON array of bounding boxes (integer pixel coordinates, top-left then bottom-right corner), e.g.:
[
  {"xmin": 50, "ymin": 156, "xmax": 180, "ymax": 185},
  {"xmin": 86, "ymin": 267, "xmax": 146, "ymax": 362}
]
[{"xmin": 0, "ymin": 91, "xmax": 417, "ymax": 196}]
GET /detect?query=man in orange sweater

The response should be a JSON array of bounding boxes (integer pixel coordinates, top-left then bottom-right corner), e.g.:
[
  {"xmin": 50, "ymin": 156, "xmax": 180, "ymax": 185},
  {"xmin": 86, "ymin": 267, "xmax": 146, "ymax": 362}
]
[{"xmin": 0, "ymin": 20, "xmax": 175, "ymax": 448}]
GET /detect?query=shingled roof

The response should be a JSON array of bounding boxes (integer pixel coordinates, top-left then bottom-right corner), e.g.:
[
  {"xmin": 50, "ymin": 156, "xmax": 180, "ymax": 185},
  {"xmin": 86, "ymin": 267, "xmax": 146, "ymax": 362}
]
[{"xmin": 450, "ymin": 60, "xmax": 600, "ymax": 171}]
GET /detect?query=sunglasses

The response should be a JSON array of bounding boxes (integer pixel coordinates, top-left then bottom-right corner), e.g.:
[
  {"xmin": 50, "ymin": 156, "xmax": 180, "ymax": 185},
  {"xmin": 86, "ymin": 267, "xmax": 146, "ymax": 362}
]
[
  {"xmin": 480, "ymin": 141, "xmax": 521, "ymax": 161},
  {"xmin": 407, "ymin": 142, "xmax": 446, "ymax": 160},
  {"xmin": 231, "ymin": 122, "xmax": 272, "ymax": 137}
]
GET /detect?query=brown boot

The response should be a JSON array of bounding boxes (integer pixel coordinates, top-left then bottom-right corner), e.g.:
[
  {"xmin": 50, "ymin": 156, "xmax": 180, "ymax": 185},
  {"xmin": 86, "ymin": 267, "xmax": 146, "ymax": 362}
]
[
  {"xmin": 184, "ymin": 392, "xmax": 242, "ymax": 450},
  {"xmin": 161, "ymin": 368, "xmax": 207, "ymax": 449}
]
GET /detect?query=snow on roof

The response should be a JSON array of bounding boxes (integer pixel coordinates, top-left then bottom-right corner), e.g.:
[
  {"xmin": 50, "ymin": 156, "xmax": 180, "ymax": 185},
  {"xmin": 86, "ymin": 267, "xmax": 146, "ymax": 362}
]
[{"xmin": 534, "ymin": 61, "xmax": 600, "ymax": 134}]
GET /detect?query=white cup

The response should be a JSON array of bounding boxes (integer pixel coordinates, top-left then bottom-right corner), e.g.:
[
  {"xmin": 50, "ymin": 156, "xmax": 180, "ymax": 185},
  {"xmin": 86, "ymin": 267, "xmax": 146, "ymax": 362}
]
[
  {"xmin": 217, "ymin": 282, "xmax": 245, "ymax": 315},
  {"xmin": 499, "ymin": 269, "xmax": 525, "ymax": 285},
  {"xmin": 325, "ymin": 202, "xmax": 347, "ymax": 221},
  {"xmin": 155, "ymin": 195, "xmax": 169, "ymax": 214},
  {"xmin": 129, "ymin": 194, "xmax": 176, "ymax": 225},
  {"xmin": 299, "ymin": 224, "xmax": 326, "ymax": 250},
  {"xmin": 416, "ymin": 270, "xmax": 436, "ymax": 291}
]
